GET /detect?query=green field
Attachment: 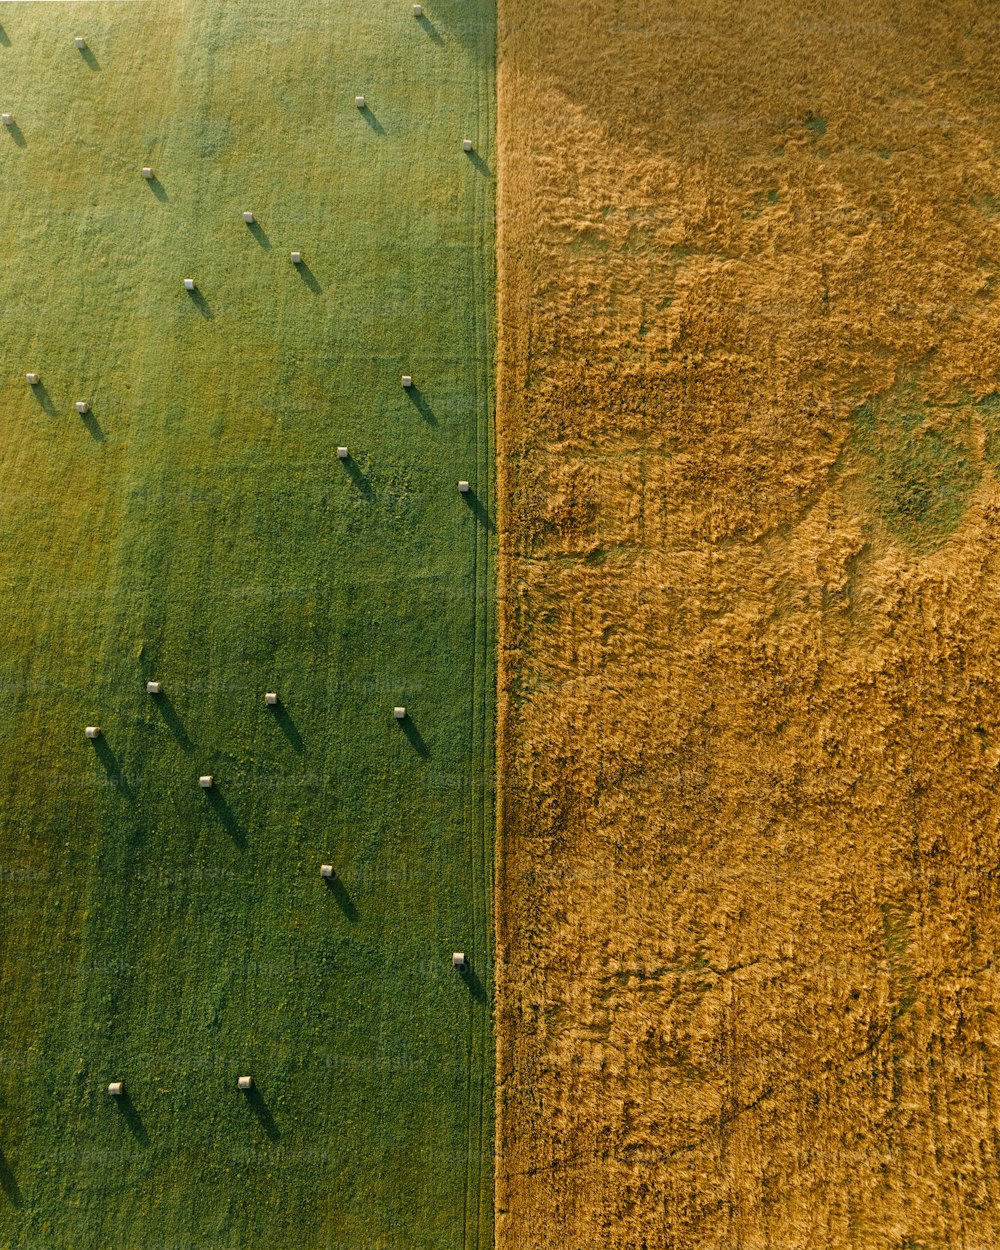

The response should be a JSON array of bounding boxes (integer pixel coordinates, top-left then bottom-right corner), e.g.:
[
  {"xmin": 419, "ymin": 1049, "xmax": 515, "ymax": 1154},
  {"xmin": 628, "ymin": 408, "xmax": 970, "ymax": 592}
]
[{"xmin": 0, "ymin": 1, "xmax": 495, "ymax": 1246}]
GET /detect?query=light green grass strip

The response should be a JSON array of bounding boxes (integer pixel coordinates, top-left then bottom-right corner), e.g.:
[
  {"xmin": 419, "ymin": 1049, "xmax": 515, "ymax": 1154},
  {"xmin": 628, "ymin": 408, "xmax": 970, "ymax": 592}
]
[{"xmin": 0, "ymin": 1, "xmax": 495, "ymax": 1246}]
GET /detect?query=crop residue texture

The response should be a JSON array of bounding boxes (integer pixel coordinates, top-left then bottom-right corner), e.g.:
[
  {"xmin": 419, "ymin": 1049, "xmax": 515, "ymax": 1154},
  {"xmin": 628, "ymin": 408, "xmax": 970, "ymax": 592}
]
[{"xmin": 495, "ymin": 1, "xmax": 1000, "ymax": 1247}]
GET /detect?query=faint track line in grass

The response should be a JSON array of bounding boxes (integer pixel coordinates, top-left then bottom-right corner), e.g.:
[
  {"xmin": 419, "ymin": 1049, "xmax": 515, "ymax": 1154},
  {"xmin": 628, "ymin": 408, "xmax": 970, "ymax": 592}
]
[{"xmin": 460, "ymin": 4, "xmax": 497, "ymax": 1246}]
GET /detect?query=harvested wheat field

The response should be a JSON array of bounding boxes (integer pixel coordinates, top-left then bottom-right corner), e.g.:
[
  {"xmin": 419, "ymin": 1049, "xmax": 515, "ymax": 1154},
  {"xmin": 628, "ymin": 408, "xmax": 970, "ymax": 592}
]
[{"xmin": 495, "ymin": 2, "xmax": 1000, "ymax": 1247}]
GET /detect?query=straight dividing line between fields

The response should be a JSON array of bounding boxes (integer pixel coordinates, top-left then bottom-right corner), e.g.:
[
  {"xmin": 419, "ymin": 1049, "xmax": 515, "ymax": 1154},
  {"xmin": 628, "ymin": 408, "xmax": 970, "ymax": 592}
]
[
  {"xmin": 491, "ymin": 2, "xmax": 514, "ymax": 1237},
  {"xmin": 479, "ymin": 22, "xmax": 498, "ymax": 1245}
]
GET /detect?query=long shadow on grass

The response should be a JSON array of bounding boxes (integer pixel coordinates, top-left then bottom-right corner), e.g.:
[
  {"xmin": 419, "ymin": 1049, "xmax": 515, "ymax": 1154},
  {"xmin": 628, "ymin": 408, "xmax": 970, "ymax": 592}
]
[
  {"xmin": 325, "ymin": 875, "xmax": 358, "ymax": 922},
  {"xmin": 295, "ymin": 260, "xmax": 322, "ymax": 294},
  {"xmin": 31, "ymin": 381, "xmax": 55, "ymax": 415},
  {"xmin": 0, "ymin": 25, "xmax": 10, "ymax": 47},
  {"xmin": 81, "ymin": 411, "xmax": 104, "ymax": 442},
  {"xmin": 0, "ymin": 1150, "xmax": 23, "ymax": 1207},
  {"xmin": 187, "ymin": 287, "xmax": 213, "ymax": 319},
  {"xmin": 459, "ymin": 963, "xmax": 487, "ymax": 1006},
  {"xmin": 244, "ymin": 1085, "xmax": 280, "ymax": 1140},
  {"xmin": 341, "ymin": 456, "xmax": 375, "ymax": 501},
  {"xmin": 416, "ymin": 13, "xmax": 444, "ymax": 44},
  {"xmin": 247, "ymin": 220, "xmax": 271, "ymax": 251},
  {"xmin": 462, "ymin": 488, "xmax": 495, "ymax": 532},
  {"xmin": 205, "ymin": 788, "xmax": 245, "ymax": 849},
  {"xmin": 465, "ymin": 148, "xmax": 492, "ymax": 178},
  {"xmin": 115, "ymin": 1092, "xmax": 149, "ymax": 1146},
  {"xmin": 399, "ymin": 717, "xmax": 429, "ymax": 758},
  {"xmin": 78, "ymin": 45, "xmax": 100, "ymax": 71},
  {"xmin": 359, "ymin": 104, "xmax": 385, "ymax": 135},
  {"xmin": 5, "ymin": 120, "xmax": 26, "ymax": 148},
  {"xmin": 404, "ymin": 385, "xmax": 437, "ymax": 427},
  {"xmin": 145, "ymin": 175, "xmax": 168, "ymax": 202},
  {"xmin": 154, "ymin": 693, "xmax": 192, "ymax": 751},
  {"xmin": 92, "ymin": 738, "xmax": 135, "ymax": 801},
  {"xmin": 268, "ymin": 703, "xmax": 303, "ymax": 752}
]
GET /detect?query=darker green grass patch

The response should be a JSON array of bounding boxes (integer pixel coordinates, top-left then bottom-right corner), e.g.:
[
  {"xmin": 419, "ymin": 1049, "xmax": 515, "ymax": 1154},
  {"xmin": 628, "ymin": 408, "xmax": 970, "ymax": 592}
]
[
  {"xmin": 849, "ymin": 393, "xmax": 981, "ymax": 550},
  {"xmin": 977, "ymin": 393, "xmax": 1000, "ymax": 466},
  {"xmin": 804, "ymin": 111, "xmax": 827, "ymax": 137},
  {"xmin": 970, "ymin": 192, "xmax": 1000, "ymax": 217}
]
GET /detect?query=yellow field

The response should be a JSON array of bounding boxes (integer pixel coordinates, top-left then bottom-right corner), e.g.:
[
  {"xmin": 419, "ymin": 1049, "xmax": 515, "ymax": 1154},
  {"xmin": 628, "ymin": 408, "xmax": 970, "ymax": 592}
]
[{"xmin": 495, "ymin": 2, "xmax": 1000, "ymax": 1246}]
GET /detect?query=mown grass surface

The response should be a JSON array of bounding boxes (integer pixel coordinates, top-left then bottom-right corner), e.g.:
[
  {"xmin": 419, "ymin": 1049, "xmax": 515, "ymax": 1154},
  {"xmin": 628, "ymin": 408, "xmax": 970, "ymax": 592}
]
[{"xmin": 0, "ymin": 2, "xmax": 495, "ymax": 1246}]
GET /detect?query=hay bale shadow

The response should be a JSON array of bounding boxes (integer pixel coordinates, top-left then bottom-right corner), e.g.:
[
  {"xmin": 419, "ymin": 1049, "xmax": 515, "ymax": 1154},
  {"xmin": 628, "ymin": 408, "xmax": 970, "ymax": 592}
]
[
  {"xmin": 465, "ymin": 148, "xmax": 492, "ymax": 177},
  {"xmin": 247, "ymin": 220, "xmax": 271, "ymax": 251},
  {"xmin": 153, "ymin": 692, "xmax": 192, "ymax": 751},
  {"xmin": 91, "ymin": 737, "xmax": 135, "ymax": 801},
  {"xmin": 325, "ymin": 874, "xmax": 358, "ymax": 922},
  {"xmin": 459, "ymin": 963, "xmax": 487, "ymax": 1005},
  {"xmin": 360, "ymin": 105, "xmax": 385, "ymax": 134},
  {"xmin": 186, "ymin": 287, "xmax": 213, "ymax": 318},
  {"xmin": 462, "ymin": 488, "xmax": 494, "ymax": 531},
  {"xmin": 404, "ymin": 384, "xmax": 437, "ymax": 427},
  {"xmin": 80, "ymin": 411, "xmax": 104, "ymax": 442},
  {"xmin": 268, "ymin": 703, "xmax": 303, "ymax": 752},
  {"xmin": 243, "ymin": 1085, "xmax": 280, "ymax": 1140},
  {"xmin": 115, "ymin": 1091, "xmax": 149, "ymax": 1146},
  {"xmin": 205, "ymin": 787, "xmax": 245, "ymax": 849},
  {"xmin": 31, "ymin": 381, "xmax": 55, "ymax": 415},
  {"xmin": 341, "ymin": 456, "xmax": 375, "ymax": 501},
  {"xmin": 399, "ymin": 715, "xmax": 429, "ymax": 758},
  {"xmin": 295, "ymin": 260, "xmax": 322, "ymax": 293},
  {"xmin": 416, "ymin": 13, "xmax": 444, "ymax": 44}
]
